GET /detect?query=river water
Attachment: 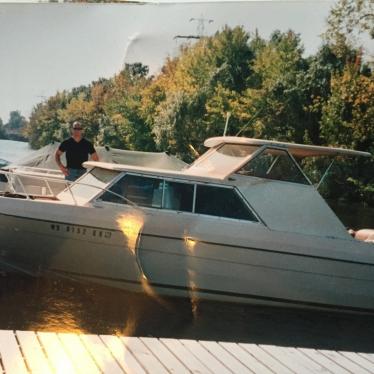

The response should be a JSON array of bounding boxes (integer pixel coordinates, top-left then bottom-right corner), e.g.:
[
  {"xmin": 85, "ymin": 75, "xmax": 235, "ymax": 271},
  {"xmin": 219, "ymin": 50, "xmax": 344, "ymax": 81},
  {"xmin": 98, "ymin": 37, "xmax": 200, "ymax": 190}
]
[
  {"xmin": 0, "ymin": 140, "xmax": 373, "ymax": 352},
  {"xmin": 0, "ymin": 139, "xmax": 32, "ymax": 163}
]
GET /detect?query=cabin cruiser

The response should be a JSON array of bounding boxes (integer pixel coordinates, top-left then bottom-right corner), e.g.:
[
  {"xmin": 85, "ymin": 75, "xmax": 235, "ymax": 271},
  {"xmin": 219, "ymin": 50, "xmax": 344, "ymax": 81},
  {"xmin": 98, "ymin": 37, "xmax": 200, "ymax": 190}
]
[{"xmin": 0, "ymin": 137, "xmax": 373, "ymax": 313}]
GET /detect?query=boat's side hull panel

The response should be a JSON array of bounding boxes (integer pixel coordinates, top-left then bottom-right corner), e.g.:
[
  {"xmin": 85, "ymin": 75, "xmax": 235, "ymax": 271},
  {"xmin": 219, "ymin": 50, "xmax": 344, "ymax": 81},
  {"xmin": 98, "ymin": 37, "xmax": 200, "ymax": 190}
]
[{"xmin": 1, "ymin": 198, "xmax": 373, "ymax": 313}]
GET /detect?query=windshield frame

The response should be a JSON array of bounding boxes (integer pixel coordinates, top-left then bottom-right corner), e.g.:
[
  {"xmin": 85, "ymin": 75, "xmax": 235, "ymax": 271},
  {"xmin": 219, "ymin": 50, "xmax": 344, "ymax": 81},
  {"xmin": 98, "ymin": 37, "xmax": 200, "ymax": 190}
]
[{"xmin": 234, "ymin": 145, "xmax": 312, "ymax": 185}]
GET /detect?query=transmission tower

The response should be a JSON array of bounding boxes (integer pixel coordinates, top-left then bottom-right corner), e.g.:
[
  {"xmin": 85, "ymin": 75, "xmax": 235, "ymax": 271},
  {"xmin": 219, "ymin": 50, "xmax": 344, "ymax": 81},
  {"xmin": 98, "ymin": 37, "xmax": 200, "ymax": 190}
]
[
  {"xmin": 174, "ymin": 16, "xmax": 214, "ymax": 41},
  {"xmin": 189, "ymin": 17, "xmax": 214, "ymax": 37}
]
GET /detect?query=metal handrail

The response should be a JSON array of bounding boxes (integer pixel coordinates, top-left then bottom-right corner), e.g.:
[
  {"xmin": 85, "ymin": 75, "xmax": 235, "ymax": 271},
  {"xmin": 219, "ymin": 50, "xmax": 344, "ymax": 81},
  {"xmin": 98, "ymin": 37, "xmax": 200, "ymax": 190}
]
[
  {"xmin": 0, "ymin": 168, "xmax": 140, "ymax": 209},
  {"xmin": 11, "ymin": 166, "xmax": 63, "ymax": 175}
]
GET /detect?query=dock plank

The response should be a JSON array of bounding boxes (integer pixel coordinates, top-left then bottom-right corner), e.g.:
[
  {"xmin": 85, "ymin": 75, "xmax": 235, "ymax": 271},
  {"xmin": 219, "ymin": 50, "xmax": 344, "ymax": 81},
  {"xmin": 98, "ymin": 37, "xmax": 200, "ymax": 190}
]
[
  {"xmin": 79, "ymin": 334, "xmax": 124, "ymax": 373},
  {"xmin": 101, "ymin": 334, "xmax": 146, "ymax": 374},
  {"xmin": 16, "ymin": 330, "xmax": 52, "ymax": 374},
  {"xmin": 141, "ymin": 337, "xmax": 189, "ymax": 374},
  {"xmin": 200, "ymin": 340, "xmax": 252, "ymax": 374},
  {"xmin": 0, "ymin": 330, "xmax": 373, "ymax": 374},
  {"xmin": 240, "ymin": 343, "xmax": 292, "ymax": 374},
  {"xmin": 0, "ymin": 330, "xmax": 28, "ymax": 374},
  {"xmin": 37, "ymin": 331, "xmax": 77, "ymax": 374},
  {"xmin": 121, "ymin": 337, "xmax": 168, "ymax": 374},
  {"xmin": 260, "ymin": 345, "xmax": 312, "ymax": 373},
  {"xmin": 299, "ymin": 348, "xmax": 351, "ymax": 374},
  {"xmin": 289, "ymin": 347, "xmax": 330, "ymax": 373},
  {"xmin": 320, "ymin": 349, "xmax": 372, "ymax": 374},
  {"xmin": 181, "ymin": 339, "xmax": 232, "ymax": 374},
  {"xmin": 277, "ymin": 347, "xmax": 326, "ymax": 373},
  {"xmin": 358, "ymin": 353, "xmax": 374, "ymax": 365},
  {"xmin": 58, "ymin": 333, "xmax": 101, "ymax": 374},
  {"xmin": 220, "ymin": 342, "xmax": 272, "ymax": 373},
  {"xmin": 161, "ymin": 338, "xmax": 212, "ymax": 373},
  {"xmin": 340, "ymin": 351, "xmax": 374, "ymax": 372}
]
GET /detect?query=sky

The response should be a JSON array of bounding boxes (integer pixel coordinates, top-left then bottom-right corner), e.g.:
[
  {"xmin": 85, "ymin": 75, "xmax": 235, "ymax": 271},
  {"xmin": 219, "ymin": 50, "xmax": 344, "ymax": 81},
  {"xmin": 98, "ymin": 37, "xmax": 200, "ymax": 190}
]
[{"xmin": 0, "ymin": 1, "xmax": 343, "ymax": 122}]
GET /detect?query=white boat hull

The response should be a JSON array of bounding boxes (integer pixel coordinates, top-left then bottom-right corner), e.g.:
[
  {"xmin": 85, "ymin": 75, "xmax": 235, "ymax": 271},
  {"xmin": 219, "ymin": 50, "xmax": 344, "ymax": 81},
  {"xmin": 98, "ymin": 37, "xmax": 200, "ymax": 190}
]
[{"xmin": 1, "ymin": 197, "xmax": 373, "ymax": 314}]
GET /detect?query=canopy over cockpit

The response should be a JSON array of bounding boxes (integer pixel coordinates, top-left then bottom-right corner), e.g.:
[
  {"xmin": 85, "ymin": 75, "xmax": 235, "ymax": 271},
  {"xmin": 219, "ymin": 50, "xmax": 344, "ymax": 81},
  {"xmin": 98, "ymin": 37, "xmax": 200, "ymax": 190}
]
[
  {"xmin": 204, "ymin": 137, "xmax": 372, "ymax": 158},
  {"xmin": 184, "ymin": 136, "xmax": 372, "ymax": 181}
]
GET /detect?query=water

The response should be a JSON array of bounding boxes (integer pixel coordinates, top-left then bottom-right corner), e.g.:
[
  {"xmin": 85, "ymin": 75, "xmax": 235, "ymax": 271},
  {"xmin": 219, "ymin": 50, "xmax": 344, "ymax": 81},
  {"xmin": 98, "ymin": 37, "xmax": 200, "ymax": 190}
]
[
  {"xmin": 0, "ymin": 139, "xmax": 32, "ymax": 163},
  {"xmin": 1, "ymin": 275, "xmax": 374, "ymax": 352},
  {"xmin": 1, "ymin": 140, "xmax": 373, "ymax": 352}
]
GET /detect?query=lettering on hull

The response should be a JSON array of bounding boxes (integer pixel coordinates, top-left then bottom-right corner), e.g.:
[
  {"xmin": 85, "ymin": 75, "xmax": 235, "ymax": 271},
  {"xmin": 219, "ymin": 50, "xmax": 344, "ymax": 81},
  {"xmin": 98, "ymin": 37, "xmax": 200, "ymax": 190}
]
[{"xmin": 50, "ymin": 223, "xmax": 112, "ymax": 239}]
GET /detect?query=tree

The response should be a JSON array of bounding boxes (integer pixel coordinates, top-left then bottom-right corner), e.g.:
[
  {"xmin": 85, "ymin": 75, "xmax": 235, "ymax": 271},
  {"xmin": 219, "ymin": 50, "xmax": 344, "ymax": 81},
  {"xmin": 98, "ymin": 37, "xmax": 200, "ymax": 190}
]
[
  {"xmin": 324, "ymin": 0, "xmax": 374, "ymax": 57},
  {"xmin": 143, "ymin": 26, "xmax": 256, "ymax": 159},
  {"xmin": 320, "ymin": 64, "xmax": 374, "ymax": 204},
  {"xmin": 240, "ymin": 30, "xmax": 309, "ymax": 143},
  {"xmin": 6, "ymin": 111, "xmax": 27, "ymax": 130},
  {"xmin": 0, "ymin": 118, "xmax": 7, "ymax": 139},
  {"xmin": 5, "ymin": 111, "xmax": 27, "ymax": 141},
  {"xmin": 27, "ymin": 92, "xmax": 69, "ymax": 148}
]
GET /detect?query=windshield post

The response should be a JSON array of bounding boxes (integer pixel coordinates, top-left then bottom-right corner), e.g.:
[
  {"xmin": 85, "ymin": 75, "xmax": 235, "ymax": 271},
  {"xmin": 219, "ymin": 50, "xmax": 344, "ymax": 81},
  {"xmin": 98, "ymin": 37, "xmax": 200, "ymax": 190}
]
[{"xmin": 316, "ymin": 159, "xmax": 335, "ymax": 190}]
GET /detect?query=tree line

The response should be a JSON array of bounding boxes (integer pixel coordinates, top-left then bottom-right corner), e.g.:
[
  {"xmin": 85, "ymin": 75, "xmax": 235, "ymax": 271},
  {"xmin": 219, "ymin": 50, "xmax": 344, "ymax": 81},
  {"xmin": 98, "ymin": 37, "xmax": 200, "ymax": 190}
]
[
  {"xmin": 3, "ymin": 0, "xmax": 374, "ymax": 205},
  {"xmin": 0, "ymin": 111, "xmax": 27, "ymax": 141}
]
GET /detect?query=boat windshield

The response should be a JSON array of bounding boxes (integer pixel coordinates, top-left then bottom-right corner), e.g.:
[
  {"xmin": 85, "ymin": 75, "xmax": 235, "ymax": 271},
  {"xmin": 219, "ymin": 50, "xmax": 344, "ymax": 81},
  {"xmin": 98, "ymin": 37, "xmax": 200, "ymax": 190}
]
[
  {"xmin": 237, "ymin": 147, "xmax": 310, "ymax": 185},
  {"xmin": 58, "ymin": 167, "xmax": 120, "ymax": 204},
  {"xmin": 186, "ymin": 144, "xmax": 259, "ymax": 177}
]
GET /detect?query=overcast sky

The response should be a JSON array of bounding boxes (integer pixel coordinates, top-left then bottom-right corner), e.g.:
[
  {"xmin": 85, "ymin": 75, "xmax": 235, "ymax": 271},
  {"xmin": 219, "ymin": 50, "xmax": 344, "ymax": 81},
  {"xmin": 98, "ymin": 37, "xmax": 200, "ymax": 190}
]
[{"xmin": 0, "ymin": 1, "xmax": 341, "ymax": 122}]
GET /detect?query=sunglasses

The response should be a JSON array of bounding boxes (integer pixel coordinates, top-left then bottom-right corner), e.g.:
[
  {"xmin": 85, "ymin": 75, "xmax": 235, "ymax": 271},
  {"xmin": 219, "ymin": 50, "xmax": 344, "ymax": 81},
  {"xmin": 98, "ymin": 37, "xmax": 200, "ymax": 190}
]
[{"xmin": 73, "ymin": 127, "xmax": 82, "ymax": 130}]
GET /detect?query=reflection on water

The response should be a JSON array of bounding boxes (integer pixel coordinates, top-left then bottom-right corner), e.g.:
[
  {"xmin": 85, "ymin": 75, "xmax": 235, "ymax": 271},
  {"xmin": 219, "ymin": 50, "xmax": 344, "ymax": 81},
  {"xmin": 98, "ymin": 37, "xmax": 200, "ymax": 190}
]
[{"xmin": 1, "ymin": 275, "xmax": 374, "ymax": 352}]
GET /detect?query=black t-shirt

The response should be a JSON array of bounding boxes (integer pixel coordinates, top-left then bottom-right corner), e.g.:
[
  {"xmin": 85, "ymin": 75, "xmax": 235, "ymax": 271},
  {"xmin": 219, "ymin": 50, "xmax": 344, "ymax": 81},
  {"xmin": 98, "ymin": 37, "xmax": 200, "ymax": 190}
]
[{"xmin": 59, "ymin": 137, "xmax": 96, "ymax": 169}]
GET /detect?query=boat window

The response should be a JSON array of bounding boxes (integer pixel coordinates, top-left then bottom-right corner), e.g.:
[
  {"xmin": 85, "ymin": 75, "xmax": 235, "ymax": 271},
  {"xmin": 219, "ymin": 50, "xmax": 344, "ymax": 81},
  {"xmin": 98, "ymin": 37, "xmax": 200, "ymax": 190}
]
[
  {"xmin": 237, "ymin": 148, "xmax": 309, "ymax": 184},
  {"xmin": 90, "ymin": 168, "xmax": 120, "ymax": 183},
  {"xmin": 216, "ymin": 144, "xmax": 259, "ymax": 158},
  {"xmin": 195, "ymin": 185, "xmax": 258, "ymax": 221},
  {"xmin": 163, "ymin": 181, "xmax": 194, "ymax": 212},
  {"xmin": 186, "ymin": 144, "xmax": 259, "ymax": 178},
  {"xmin": 101, "ymin": 174, "xmax": 163, "ymax": 208},
  {"xmin": 58, "ymin": 167, "xmax": 121, "ymax": 205}
]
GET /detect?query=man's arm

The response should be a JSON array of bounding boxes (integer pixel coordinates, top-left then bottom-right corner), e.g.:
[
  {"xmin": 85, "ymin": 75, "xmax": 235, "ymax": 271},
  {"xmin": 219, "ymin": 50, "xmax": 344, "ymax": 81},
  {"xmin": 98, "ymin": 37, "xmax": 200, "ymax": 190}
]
[{"xmin": 55, "ymin": 149, "xmax": 69, "ymax": 176}]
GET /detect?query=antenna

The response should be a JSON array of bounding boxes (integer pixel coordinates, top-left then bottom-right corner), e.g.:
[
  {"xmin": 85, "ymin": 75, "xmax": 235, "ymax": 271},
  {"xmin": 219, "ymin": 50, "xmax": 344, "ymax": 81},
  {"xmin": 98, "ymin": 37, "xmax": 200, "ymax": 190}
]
[{"xmin": 223, "ymin": 112, "xmax": 231, "ymax": 136}]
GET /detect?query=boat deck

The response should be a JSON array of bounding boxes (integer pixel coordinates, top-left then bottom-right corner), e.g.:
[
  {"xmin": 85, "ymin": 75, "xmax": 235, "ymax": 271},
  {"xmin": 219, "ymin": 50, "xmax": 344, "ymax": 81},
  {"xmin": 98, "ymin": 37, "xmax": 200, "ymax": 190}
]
[{"xmin": 0, "ymin": 330, "xmax": 373, "ymax": 373}]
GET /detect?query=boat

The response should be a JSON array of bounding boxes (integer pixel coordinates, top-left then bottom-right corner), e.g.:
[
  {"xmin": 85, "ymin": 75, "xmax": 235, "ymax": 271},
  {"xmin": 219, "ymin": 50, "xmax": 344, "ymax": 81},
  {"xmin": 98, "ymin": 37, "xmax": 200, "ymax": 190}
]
[
  {"xmin": 0, "ymin": 136, "xmax": 373, "ymax": 313},
  {"xmin": 1, "ymin": 142, "xmax": 186, "ymax": 196}
]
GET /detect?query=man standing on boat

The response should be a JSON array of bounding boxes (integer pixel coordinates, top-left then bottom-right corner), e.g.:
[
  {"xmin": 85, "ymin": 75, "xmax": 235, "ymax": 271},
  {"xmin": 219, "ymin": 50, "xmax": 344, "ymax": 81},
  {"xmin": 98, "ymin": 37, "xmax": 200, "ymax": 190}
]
[{"xmin": 55, "ymin": 121, "xmax": 99, "ymax": 181}]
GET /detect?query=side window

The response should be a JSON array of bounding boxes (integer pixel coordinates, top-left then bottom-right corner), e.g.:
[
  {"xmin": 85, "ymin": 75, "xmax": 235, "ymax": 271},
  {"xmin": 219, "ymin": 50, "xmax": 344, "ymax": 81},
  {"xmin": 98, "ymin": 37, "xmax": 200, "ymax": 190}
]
[
  {"xmin": 195, "ymin": 185, "xmax": 258, "ymax": 221},
  {"xmin": 101, "ymin": 174, "xmax": 163, "ymax": 208},
  {"xmin": 237, "ymin": 148, "xmax": 309, "ymax": 185},
  {"xmin": 163, "ymin": 181, "xmax": 194, "ymax": 212}
]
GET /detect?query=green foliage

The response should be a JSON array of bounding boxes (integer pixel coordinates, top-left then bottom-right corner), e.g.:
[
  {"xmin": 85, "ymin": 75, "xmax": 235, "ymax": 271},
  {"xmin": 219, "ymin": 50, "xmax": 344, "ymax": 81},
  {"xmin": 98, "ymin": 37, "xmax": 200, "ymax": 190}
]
[{"xmin": 319, "ymin": 64, "xmax": 374, "ymax": 204}]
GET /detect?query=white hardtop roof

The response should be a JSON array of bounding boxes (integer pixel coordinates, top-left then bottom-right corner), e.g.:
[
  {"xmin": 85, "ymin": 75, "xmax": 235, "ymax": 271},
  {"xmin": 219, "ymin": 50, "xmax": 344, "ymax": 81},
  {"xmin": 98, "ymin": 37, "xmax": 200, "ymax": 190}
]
[
  {"xmin": 205, "ymin": 137, "xmax": 372, "ymax": 158},
  {"xmin": 83, "ymin": 161, "xmax": 224, "ymax": 182}
]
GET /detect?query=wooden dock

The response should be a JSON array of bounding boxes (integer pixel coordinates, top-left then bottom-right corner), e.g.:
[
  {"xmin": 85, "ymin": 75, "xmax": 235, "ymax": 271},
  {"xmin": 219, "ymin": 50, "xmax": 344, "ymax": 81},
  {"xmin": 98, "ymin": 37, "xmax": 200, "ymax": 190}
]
[{"xmin": 0, "ymin": 330, "xmax": 374, "ymax": 373}]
